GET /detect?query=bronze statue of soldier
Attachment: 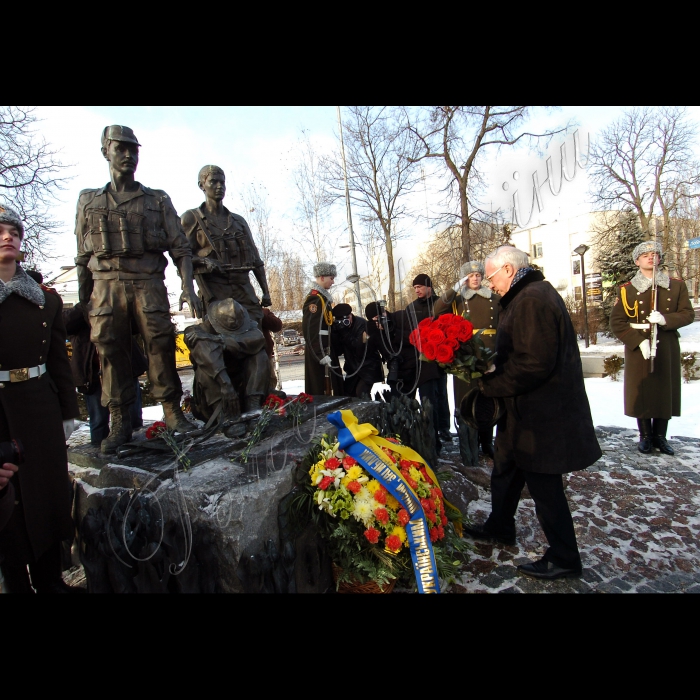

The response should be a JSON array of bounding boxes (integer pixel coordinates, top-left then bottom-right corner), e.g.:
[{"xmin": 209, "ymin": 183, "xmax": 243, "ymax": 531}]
[
  {"xmin": 180, "ymin": 166, "xmax": 272, "ymax": 327},
  {"xmin": 184, "ymin": 298, "xmax": 269, "ymax": 437},
  {"xmin": 74, "ymin": 125, "xmax": 202, "ymax": 453}
]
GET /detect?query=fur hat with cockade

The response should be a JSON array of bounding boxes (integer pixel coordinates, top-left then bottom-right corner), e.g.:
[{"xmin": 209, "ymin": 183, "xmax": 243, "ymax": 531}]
[
  {"xmin": 313, "ymin": 262, "xmax": 337, "ymax": 278},
  {"xmin": 0, "ymin": 205, "xmax": 24, "ymax": 239},
  {"xmin": 632, "ymin": 240, "xmax": 663, "ymax": 263},
  {"xmin": 460, "ymin": 261, "xmax": 484, "ymax": 277}
]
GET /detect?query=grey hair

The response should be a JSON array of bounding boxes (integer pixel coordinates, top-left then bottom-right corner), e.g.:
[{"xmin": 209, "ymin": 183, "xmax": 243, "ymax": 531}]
[{"xmin": 485, "ymin": 246, "xmax": 530, "ymax": 271}]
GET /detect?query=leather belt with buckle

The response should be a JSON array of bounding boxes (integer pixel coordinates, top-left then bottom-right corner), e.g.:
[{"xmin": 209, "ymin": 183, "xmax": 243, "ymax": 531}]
[
  {"xmin": 0, "ymin": 364, "xmax": 47, "ymax": 383},
  {"xmin": 629, "ymin": 323, "xmax": 650, "ymax": 330}
]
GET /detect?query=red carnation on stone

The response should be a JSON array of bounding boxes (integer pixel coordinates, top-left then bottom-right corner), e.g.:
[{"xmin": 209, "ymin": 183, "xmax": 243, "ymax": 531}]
[
  {"xmin": 347, "ymin": 481, "xmax": 361, "ymax": 494},
  {"xmin": 386, "ymin": 534, "xmax": 402, "ymax": 552},
  {"xmin": 374, "ymin": 507, "xmax": 390, "ymax": 524},
  {"xmin": 364, "ymin": 528, "xmax": 380, "ymax": 544},
  {"xmin": 319, "ymin": 476, "xmax": 333, "ymax": 490},
  {"xmin": 145, "ymin": 421, "xmax": 167, "ymax": 440},
  {"xmin": 398, "ymin": 509, "xmax": 410, "ymax": 526}
]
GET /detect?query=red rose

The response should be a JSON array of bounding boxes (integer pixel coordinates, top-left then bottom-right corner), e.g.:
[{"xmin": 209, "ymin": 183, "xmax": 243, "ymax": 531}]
[
  {"xmin": 429, "ymin": 527, "xmax": 439, "ymax": 543},
  {"xmin": 422, "ymin": 342, "xmax": 437, "ymax": 361},
  {"xmin": 398, "ymin": 509, "xmax": 410, "ymax": 526},
  {"xmin": 455, "ymin": 319, "xmax": 474, "ymax": 342},
  {"xmin": 364, "ymin": 528, "xmax": 380, "ymax": 544},
  {"xmin": 374, "ymin": 489, "xmax": 387, "ymax": 505},
  {"xmin": 446, "ymin": 336, "xmax": 461, "ymax": 351},
  {"xmin": 418, "ymin": 318, "xmax": 433, "ymax": 330},
  {"xmin": 426, "ymin": 329, "xmax": 446, "ymax": 343},
  {"xmin": 319, "ymin": 476, "xmax": 333, "ymax": 490},
  {"xmin": 435, "ymin": 344, "xmax": 454, "ymax": 364},
  {"xmin": 409, "ymin": 329, "xmax": 420, "ymax": 348},
  {"xmin": 386, "ymin": 534, "xmax": 402, "ymax": 552},
  {"xmin": 347, "ymin": 481, "xmax": 361, "ymax": 494},
  {"xmin": 325, "ymin": 457, "xmax": 341, "ymax": 469},
  {"xmin": 342, "ymin": 456, "xmax": 357, "ymax": 468},
  {"xmin": 374, "ymin": 507, "xmax": 390, "ymax": 524}
]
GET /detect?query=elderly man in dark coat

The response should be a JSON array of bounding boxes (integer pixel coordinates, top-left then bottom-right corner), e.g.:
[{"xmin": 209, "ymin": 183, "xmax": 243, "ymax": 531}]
[
  {"xmin": 0, "ymin": 206, "xmax": 80, "ymax": 593},
  {"xmin": 609, "ymin": 241, "xmax": 694, "ymax": 455},
  {"xmin": 464, "ymin": 246, "xmax": 602, "ymax": 580}
]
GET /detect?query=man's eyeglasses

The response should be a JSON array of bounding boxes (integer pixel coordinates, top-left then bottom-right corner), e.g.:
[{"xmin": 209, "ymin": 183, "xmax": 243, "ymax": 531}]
[{"xmin": 485, "ymin": 265, "xmax": 505, "ymax": 282}]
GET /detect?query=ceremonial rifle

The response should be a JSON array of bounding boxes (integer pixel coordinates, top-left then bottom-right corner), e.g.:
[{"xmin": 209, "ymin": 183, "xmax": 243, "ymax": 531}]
[{"xmin": 649, "ymin": 231, "xmax": 659, "ymax": 373}]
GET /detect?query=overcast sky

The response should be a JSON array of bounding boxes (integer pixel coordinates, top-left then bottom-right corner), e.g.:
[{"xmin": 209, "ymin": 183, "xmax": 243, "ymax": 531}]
[{"xmin": 32, "ymin": 105, "xmax": 700, "ymax": 296}]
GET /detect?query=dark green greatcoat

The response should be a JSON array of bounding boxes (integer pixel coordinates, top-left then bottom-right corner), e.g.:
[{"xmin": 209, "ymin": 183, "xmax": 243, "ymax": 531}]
[
  {"xmin": 0, "ymin": 278, "xmax": 79, "ymax": 562},
  {"xmin": 610, "ymin": 276, "xmax": 694, "ymax": 419},
  {"xmin": 302, "ymin": 289, "xmax": 343, "ymax": 396}
]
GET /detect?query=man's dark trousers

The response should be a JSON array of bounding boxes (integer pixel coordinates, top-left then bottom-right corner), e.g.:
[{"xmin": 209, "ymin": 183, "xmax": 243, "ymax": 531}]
[{"xmin": 484, "ymin": 455, "xmax": 581, "ymax": 570}]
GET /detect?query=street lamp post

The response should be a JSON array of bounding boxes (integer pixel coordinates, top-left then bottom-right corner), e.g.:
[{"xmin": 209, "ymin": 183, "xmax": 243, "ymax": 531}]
[
  {"xmin": 574, "ymin": 244, "xmax": 590, "ymax": 348},
  {"xmin": 336, "ymin": 106, "xmax": 362, "ymax": 312}
]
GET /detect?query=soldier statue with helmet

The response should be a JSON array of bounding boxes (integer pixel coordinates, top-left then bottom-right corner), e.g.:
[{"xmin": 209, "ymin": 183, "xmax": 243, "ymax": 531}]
[
  {"xmin": 180, "ymin": 165, "xmax": 272, "ymax": 328},
  {"xmin": 609, "ymin": 240, "xmax": 694, "ymax": 455},
  {"xmin": 74, "ymin": 125, "xmax": 202, "ymax": 453}
]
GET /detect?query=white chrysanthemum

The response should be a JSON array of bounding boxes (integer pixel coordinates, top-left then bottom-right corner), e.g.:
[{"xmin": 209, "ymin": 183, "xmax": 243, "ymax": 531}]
[
  {"xmin": 352, "ymin": 499, "xmax": 374, "ymax": 526},
  {"xmin": 354, "ymin": 486, "xmax": 373, "ymax": 503}
]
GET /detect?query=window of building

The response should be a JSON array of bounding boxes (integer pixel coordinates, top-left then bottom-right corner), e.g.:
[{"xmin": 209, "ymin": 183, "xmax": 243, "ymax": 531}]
[
  {"xmin": 532, "ymin": 243, "xmax": 543, "ymax": 259},
  {"xmin": 573, "ymin": 259, "xmax": 581, "ymax": 275}
]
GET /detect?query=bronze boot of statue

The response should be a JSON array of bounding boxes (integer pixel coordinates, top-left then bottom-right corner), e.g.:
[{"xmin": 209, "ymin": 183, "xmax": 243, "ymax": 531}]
[
  {"xmin": 101, "ymin": 404, "xmax": 133, "ymax": 454},
  {"xmin": 244, "ymin": 394, "xmax": 264, "ymax": 413},
  {"xmin": 162, "ymin": 400, "xmax": 193, "ymax": 433}
]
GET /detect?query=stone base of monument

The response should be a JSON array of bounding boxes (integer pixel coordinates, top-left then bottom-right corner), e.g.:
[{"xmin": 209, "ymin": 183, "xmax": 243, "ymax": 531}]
[{"xmin": 67, "ymin": 395, "xmax": 359, "ymax": 593}]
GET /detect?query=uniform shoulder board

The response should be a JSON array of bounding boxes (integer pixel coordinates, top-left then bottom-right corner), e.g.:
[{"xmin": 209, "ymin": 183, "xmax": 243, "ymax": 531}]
[
  {"xmin": 41, "ymin": 284, "xmax": 59, "ymax": 295},
  {"xmin": 310, "ymin": 289, "xmax": 318, "ymax": 296}
]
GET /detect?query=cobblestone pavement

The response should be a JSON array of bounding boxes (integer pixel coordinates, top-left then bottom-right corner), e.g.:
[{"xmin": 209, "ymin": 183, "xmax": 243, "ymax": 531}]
[{"xmin": 437, "ymin": 427, "xmax": 700, "ymax": 594}]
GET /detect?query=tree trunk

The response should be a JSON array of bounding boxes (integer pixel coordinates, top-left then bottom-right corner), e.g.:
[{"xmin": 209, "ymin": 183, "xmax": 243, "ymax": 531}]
[
  {"xmin": 386, "ymin": 233, "xmax": 396, "ymax": 311},
  {"xmin": 460, "ymin": 180, "xmax": 470, "ymax": 263}
]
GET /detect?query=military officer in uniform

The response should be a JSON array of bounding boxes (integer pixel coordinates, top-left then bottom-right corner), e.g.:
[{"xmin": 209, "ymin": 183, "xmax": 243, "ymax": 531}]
[
  {"xmin": 434, "ymin": 260, "xmax": 500, "ymax": 460},
  {"xmin": 303, "ymin": 262, "xmax": 343, "ymax": 396},
  {"xmin": 74, "ymin": 125, "xmax": 202, "ymax": 453},
  {"xmin": 181, "ymin": 165, "xmax": 272, "ymax": 328},
  {"xmin": 610, "ymin": 240, "xmax": 694, "ymax": 455}
]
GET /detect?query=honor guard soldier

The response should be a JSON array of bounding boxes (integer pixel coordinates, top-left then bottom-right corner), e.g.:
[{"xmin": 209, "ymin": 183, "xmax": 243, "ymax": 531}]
[
  {"xmin": 434, "ymin": 260, "xmax": 500, "ymax": 460},
  {"xmin": 74, "ymin": 126, "xmax": 202, "ymax": 453},
  {"xmin": 181, "ymin": 165, "xmax": 272, "ymax": 327},
  {"xmin": 303, "ymin": 262, "xmax": 343, "ymax": 396},
  {"xmin": 610, "ymin": 240, "xmax": 694, "ymax": 455}
]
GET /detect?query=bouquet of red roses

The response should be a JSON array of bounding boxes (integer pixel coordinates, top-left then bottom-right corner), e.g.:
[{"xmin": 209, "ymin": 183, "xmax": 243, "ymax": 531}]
[{"xmin": 409, "ymin": 314, "xmax": 495, "ymax": 383}]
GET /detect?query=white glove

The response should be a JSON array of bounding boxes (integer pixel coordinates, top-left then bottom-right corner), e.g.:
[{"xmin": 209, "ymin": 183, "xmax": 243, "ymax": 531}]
[
  {"xmin": 319, "ymin": 355, "xmax": 333, "ymax": 367},
  {"xmin": 647, "ymin": 310, "xmax": 667, "ymax": 325},
  {"xmin": 63, "ymin": 419, "xmax": 75, "ymax": 440},
  {"xmin": 485, "ymin": 363, "xmax": 496, "ymax": 374},
  {"xmin": 638, "ymin": 339, "xmax": 650, "ymax": 360}
]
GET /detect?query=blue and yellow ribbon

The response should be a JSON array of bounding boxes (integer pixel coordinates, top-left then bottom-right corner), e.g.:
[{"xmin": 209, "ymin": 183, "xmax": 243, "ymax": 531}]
[{"xmin": 327, "ymin": 409, "xmax": 443, "ymax": 594}]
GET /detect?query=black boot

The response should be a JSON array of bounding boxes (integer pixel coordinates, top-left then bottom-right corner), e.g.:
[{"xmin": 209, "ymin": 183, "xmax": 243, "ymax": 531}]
[
  {"xmin": 101, "ymin": 403, "xmax": 133, "ymax": 454},
  {"xmin": 637, "ymin": 419, "xmax": 653, "ymax": 454},
  {"xmin": 479, "ymin": 430, "xmax": 495, "ymax": 459},
  {"xmin": 652, "ymin": 419, "xmax": 674, "ymax": 456}
]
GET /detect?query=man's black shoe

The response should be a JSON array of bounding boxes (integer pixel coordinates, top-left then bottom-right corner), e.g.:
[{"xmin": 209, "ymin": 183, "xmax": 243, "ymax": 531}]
[
  {"xmin": 517, "ymin": 558, "xmax": 582, "ymax": 580},
  {"xmin": 438, "ymin": 431, "xmax": 453, "ymax": 444},
  {"xmin": 637, "ymin": 438, "xmax": 653, "ymax": 454},
  {"xmin": 653, "ymin": 436, "xmax": 675, "ymax": 456},
  {"xmin": 462, "ymin": 523, "xmax": 516, "ymax": 547}
]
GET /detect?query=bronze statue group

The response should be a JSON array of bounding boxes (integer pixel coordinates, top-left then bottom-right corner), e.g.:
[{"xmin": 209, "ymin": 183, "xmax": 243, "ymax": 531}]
[{"xmin": 0, "ymin": 124, "xmax": 694, "ymax": 592}]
